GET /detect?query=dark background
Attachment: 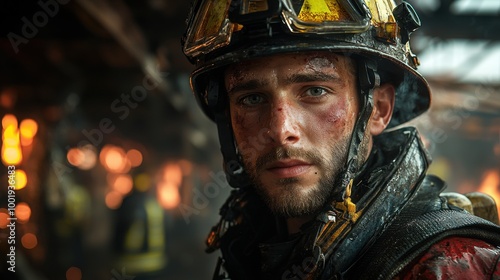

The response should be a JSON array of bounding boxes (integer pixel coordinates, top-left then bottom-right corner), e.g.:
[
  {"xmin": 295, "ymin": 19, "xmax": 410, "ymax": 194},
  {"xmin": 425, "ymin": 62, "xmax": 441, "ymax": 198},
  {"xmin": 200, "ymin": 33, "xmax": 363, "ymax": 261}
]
[{"xmin": 0, "ymin": 0, "xmax": 499, "ymax": 279}]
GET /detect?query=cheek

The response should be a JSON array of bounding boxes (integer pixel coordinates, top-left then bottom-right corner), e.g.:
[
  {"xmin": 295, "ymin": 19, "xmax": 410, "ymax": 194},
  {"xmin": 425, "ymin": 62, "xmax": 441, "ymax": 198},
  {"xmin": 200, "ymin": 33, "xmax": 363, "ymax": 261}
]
[
  {"xmin": 231, "ymin": 109, "xmax": 246, "ymax": 131},
  {"xmin": 231, "ymin": 109, "xmax": 258, "ymax": 148},
  {"xmin": 230, "ymin": 109, "xmax": 247, "ymax": 142},
  {"xmin": 315, "ymin": 99, "xmax": 353, "ymax": 137},
  {"xmin": 325, "ymin": 106, "xmax": 345, "ymax": 124}
]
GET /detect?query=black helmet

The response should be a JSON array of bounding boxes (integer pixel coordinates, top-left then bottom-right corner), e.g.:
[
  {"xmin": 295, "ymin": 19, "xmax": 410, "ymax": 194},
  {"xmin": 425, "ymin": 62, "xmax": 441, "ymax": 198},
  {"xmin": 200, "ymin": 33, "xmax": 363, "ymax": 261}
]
[
  {"xmin": 183, "ymin": 0, "xmax": 430, "ymax": 128},
  {"xmin": 182, "ymin": 0, "xmax": 430, "ymax": 195}
]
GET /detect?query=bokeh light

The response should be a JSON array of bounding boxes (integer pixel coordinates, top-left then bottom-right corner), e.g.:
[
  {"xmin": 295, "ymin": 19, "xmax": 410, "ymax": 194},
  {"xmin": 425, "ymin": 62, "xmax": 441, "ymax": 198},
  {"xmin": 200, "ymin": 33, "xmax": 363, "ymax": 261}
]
[
  {"xmin": 126, "ymin": 149, "xmax": 143, "ymax": 167},
  {"xmin": 66, "ymin": 267, "xmax": 82, "ymax": 280},
  {"xmin": 2, "ymin": 146, "xmax": 22, "ymax": 166},
  {"xmin": 67, "ymin": 148, "xmax": 85, "ymax": 167},
  {"xmin": 163, "ymin": 163, "xmax": 182, "ymax": 186},
  {"xmin": 3, "ymin": 126, "xmax": 20, "ymax": 146},
  {"xmin": 100, "ymin": 145, "xmax": 130, "ymax": 173},
  {"xmin": 0, "ymin": 208, "xmax": 9, "ymax": 229},
  {"xmin": 67, "ymin": 145, "xmax": 97, "ymax": 170},
  {"xmin": 2, "ymin": 116, "xmax": 23, "ymax": 166},
  {"xmin": 157, "ymin": 182, "xmax": 180, "ymax": 209},
  {"xmin": 2, "ymin": 114, "xmax": 17, "ymax": 129},
  {"xmin": 21, "ymin": 233, "xmax": 38, "ymax": 249},
  {"xmin": 15, "ymin": 202, "xmax": 31, "ymax": 222},
  {"xmin": 20, "ymin": 119, "xmax": 38, "ymax": 138},
  {"xmin": 134, "ymin": 173, "xmax": 151, "ymax": 192},
  {"xmin": 14, "ymin": 169, "xmax": 27, "ymax": 190},
  {"xmin": 105, "ymin": 190, "xmax": 123, "ymax": 209},
  {"xmin": 111, "ymin": 174, "xmax": 133, "ymax": 195},
  {"xmin": 0, "ymin": 90, "xmax": 15, "ymax": 109}
]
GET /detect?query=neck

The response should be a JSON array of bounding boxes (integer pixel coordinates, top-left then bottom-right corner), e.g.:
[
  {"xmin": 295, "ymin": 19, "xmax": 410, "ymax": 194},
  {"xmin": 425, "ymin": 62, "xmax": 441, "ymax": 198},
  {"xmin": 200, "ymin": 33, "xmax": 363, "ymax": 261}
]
[{"xmin": 286, "ymin": 215, "xmax": 315, "ymax": 235}]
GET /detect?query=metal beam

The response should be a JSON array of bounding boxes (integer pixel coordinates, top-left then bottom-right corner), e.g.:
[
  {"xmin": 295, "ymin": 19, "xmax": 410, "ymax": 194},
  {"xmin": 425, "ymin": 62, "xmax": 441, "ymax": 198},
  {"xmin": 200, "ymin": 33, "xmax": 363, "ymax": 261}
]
[{"xmin": 417, "ymin": 13, "xmax": 500, "ymax": 40}]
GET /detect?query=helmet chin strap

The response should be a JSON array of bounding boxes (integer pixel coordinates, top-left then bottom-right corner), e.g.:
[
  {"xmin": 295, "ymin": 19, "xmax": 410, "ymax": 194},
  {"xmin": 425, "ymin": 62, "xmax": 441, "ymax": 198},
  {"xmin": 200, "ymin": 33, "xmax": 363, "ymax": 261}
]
[
  {"xmin": 334, "ymin": 58, "xmax": 379, "ymax": 204},
  {"xmin": 207, "ymin": 77, "xmax": 253, "ymax": 189},
  {"xmin": 295, "ymin": 59, "xmax": 380, "ymax": 280}
]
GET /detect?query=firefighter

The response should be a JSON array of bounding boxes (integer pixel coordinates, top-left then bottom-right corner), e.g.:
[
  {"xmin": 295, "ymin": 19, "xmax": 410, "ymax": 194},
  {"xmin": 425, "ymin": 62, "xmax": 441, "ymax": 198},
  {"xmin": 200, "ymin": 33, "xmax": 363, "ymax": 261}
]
[{"xmin": 181, "ymin": 0, "xmax": 500, "ymax": 279}]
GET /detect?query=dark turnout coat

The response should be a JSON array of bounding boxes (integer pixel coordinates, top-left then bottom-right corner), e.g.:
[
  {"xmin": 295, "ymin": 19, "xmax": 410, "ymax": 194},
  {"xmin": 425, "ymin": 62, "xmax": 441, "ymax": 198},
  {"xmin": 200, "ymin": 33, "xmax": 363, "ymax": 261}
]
[{"xmin": 208, "ymin": 127, "xmax": 500, "ymax": 280}]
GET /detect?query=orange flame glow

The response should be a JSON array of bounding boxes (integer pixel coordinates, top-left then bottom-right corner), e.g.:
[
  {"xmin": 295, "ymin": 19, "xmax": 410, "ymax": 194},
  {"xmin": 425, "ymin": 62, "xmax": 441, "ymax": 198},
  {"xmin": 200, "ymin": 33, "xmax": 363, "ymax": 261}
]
[
  {"xmin": 1, "ymin": 115, "xmax": 23, "ymax": 165},
  {"xmin": 477, "ymin": 170, "xmax": 500, "ymax": 214},
  {"xmin": 156, "ymin": 162, "xmax": 185, "ymax": 210},
  {"xmin": 163, "ymin": 163, "xmax": 182, "ymax": 187},
  {"xmin": 157, "ymin": 182, "xmax": 180, "ymax": 209}
]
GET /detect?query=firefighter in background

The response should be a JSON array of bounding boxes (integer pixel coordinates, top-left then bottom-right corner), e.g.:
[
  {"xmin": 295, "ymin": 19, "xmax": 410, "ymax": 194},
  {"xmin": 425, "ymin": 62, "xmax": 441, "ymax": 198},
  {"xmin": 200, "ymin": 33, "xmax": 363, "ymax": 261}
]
[
  {"xmin": 113, "ymin": 169, "xmax": 167, "ymax": 279},
  {"xmin": 182, "ymin": 0, "xmax": 500, "ymax": 279}
]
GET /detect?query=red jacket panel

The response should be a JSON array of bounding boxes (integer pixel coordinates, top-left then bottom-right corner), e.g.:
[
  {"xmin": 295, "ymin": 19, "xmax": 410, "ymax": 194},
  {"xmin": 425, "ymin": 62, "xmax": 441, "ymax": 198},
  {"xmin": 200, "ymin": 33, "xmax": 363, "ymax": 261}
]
[{"xmin": 397, "ymin": 237, "xmax": 500, "ymax": 280}]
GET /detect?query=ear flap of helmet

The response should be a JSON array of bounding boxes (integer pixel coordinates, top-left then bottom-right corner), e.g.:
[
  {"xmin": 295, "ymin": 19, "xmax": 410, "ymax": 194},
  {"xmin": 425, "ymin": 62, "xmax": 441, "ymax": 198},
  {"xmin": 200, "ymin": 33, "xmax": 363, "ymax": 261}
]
[{"xmin": 206, "ymin": 76, "xmax": 253, "ymax": 188}]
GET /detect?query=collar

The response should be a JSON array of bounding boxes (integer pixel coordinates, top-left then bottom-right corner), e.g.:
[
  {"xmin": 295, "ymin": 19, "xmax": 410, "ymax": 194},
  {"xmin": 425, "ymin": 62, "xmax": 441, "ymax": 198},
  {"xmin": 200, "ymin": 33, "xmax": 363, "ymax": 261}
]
[{"xmin": 259, "ymin": 127, "xmax": 431, "ymax": 278}]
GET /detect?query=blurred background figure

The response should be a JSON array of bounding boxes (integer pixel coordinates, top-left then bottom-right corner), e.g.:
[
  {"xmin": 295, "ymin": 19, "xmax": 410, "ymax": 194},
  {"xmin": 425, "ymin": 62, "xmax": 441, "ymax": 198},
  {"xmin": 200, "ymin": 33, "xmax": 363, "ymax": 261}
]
[{"xmin": 0, "ymin": 0, "xmax": 499, "ymax": 279}]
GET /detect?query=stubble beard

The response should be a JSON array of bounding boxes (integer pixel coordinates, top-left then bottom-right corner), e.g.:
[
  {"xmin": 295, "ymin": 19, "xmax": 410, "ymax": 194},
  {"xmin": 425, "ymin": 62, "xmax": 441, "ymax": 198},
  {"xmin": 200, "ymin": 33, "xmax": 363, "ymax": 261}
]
[{"xmin": 242, "ymin": 135, "xmax": 350, "ymax": 218}]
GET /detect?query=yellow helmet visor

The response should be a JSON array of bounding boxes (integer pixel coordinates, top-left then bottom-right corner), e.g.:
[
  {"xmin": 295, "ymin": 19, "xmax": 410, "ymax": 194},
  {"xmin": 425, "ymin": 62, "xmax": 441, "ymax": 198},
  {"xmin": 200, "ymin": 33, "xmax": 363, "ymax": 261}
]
[
  {"xmin": 183, "ymin": 0, "xmax": 235, "ymax": 59},
  {"xmin": 184, "ymin": 0, "xmax": 373, "ymax": 59},
  {"xmin": 282, "ymin": 0, "xmax": 371, "ymax": 34}
]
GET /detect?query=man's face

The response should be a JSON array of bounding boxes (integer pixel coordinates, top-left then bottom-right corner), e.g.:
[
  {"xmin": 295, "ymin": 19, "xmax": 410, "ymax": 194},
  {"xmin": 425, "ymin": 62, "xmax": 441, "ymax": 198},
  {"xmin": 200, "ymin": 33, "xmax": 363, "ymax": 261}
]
[{"xmin": 225, "ymin": 52, "xmax": 359, "ymax": 218}]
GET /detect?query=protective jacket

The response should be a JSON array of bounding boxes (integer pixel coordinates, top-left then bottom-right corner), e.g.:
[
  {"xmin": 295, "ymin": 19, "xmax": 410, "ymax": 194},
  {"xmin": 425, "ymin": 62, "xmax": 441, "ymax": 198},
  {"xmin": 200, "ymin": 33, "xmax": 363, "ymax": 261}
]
[{"xmin": 208, "ymin": 127, "xmax": 500, "ymax": 280}]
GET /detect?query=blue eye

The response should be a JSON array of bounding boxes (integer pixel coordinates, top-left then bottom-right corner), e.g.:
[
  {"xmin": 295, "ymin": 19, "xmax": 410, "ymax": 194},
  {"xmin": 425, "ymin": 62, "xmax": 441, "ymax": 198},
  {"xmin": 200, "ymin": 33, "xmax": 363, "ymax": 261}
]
[
  {"xmin": 240, "ymin": 94, "xmax": 264, "ymax": 105},
  {"xmin": 306, "ymin": 87, "xmax": 328, "ymax": 97}
]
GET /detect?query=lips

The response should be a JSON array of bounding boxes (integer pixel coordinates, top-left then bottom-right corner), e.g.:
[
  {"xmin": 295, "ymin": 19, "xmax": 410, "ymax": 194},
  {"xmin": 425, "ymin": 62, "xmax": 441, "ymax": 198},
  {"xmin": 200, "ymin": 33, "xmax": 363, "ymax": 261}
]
[{"xmin": 266, "ymin": 159, "xmax": 313, "ymax": 178}]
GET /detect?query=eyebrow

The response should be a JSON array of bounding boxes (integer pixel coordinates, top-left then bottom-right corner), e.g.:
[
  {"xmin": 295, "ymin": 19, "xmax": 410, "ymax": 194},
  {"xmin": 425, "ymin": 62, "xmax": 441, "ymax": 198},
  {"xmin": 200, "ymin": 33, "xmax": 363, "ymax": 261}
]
[
  {"xmin": 226, "ymin": 79, "xmax": 268, "ymax": 95},
  {"xmin": 226, "ymin": 72, "xmax": 340, "ymax": 94},
  {"xmin": 285, "ymin": 72, "xmax": 340, "ymax": 84}
]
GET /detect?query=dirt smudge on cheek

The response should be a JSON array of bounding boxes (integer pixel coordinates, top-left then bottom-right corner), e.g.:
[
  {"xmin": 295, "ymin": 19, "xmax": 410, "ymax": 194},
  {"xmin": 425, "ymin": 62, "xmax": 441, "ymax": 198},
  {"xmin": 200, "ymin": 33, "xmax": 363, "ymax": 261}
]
[
  {"xmin": 327, "ymin": 104, "xmax": 346, "ymax": 125},
  {"xmin": 318, "ymin": 101, "xmax": 351, "ymax": 137},
  {"xmin": 232, "ymin": 110, "xmax": 248, "ymax": 132}
]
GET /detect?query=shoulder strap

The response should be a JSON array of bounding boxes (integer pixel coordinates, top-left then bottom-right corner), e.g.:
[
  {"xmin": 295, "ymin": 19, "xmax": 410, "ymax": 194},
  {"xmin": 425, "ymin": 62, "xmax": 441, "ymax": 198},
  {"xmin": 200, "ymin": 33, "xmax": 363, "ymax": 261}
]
[{"xmin": 352, "ymin": 207, "xmax": 500, "ymax": 280}]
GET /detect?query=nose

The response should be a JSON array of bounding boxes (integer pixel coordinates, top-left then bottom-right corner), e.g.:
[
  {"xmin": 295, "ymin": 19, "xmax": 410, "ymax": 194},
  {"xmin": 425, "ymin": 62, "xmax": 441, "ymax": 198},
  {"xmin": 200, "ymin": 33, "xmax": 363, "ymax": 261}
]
[{"xmin": 267, "ymin": 100, "xmax": 301, "ymax": 145}]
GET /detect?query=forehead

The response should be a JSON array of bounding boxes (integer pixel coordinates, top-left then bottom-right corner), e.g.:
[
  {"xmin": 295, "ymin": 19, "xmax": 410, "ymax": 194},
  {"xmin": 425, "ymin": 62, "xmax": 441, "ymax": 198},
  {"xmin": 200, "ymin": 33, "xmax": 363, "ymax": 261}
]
[{"xmin": 224, "ymin": 52, "xmax": 354, "ymax": 82}]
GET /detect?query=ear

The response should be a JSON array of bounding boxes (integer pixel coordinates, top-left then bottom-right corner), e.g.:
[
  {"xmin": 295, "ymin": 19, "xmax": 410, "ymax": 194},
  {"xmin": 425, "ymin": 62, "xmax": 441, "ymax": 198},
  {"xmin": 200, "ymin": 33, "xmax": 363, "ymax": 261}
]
[{"xmin": 369, "ymin": 83, "xmax": 395, "ymax": 136}]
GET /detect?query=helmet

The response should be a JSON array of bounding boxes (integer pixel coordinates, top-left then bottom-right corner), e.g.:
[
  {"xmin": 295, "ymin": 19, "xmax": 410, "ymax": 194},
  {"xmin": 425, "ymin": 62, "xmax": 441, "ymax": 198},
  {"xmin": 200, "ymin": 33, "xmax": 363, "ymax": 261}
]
[
  {"xmin": 183, "ymin": 0, "xmax": 430, "ymax": 127},
  {"xmin": 182, "ymin": 0, "xmax": 430, "ymax": 194}
]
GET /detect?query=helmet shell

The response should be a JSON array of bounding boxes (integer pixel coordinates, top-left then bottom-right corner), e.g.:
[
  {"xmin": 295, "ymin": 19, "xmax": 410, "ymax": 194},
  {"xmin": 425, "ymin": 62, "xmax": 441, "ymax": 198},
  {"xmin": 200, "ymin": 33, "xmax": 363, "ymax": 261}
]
[{"xmin": 184, "ymin": 0, "xmax": 431, "ymax": 128}]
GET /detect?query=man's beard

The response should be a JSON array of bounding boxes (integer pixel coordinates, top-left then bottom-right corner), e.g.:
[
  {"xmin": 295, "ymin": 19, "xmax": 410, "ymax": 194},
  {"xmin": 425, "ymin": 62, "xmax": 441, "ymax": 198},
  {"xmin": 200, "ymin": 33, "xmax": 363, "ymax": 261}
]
[{"xmin": 242, "ymin": 135, "xmax": 351, "ymax": 218}]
